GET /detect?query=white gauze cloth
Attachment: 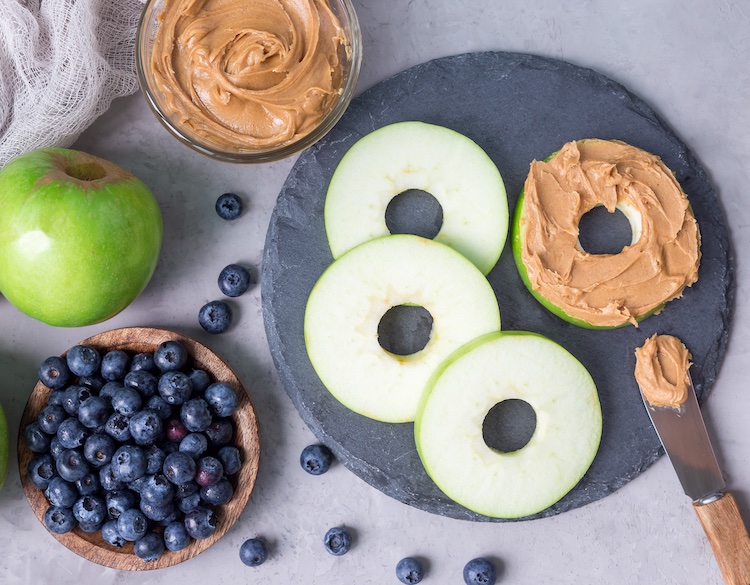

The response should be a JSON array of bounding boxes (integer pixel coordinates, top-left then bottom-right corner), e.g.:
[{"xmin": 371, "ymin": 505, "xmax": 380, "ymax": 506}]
[{"xmin": 0, "ymin": 0, "xmax": 145, "ymax": 168}]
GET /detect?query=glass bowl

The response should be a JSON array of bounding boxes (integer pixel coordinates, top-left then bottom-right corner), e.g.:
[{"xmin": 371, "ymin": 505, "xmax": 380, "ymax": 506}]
[{"xmin": 136, "ymin": 0, "xmax": 362, "ymax": 163}]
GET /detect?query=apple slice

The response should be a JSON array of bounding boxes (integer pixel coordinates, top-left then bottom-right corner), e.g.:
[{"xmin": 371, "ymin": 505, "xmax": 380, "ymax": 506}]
[
  {"xmin": 415, "ymin": 331, "xmax": 601, "ymax": 518},
  {"xmin": 325, "ymin": 121, "xmax": 508, "ymax": 275},
  {"xmin": 304, "ymin": 234, "xmax": 501, "ymax": 423}
]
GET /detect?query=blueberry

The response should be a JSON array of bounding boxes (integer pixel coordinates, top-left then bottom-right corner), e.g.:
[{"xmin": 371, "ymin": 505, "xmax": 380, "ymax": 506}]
[
  {"xmin": 83, "ymin": 433, "xmax": 116, "ymax": 468},
  {"xmin": 134, "ymin": 532, "xmax": 165, "ymax": 562},
  {"xmin": 158, "ymin": 371, "xmax": 193, "ymax": 406},
  {"xmin": 162, "ymin": 441, "xmax": 179, "ymax": 456},
  {"xmin": 144, "ymin": 445, "xmax": 167, "ymax": 475},
  {"xmin": 73, "ymin": 494, "xmax": 106, "ymax": 525},
  {"xmin": 117, "ymin": 508, "xmax": 149, "ymax": 542},
  {"xmin": 47, "ymin": 390, "xmax": 67, "ymax": 407},
  {"xmin": 158, "ymin": 509, "xmax": 179, "ymax": 527},
  {"xmin": 179, "ymin": 432, "xmax": 208, "ymax": 459},
  {"xmin": 111, "ymin": 445, "xmax": 147, "ymax": 483},
  {"xmin": 200, "ymin": 478, "xmax": 234, "ymax": 506},
  {"xmin": 396, "ymin": 557, "xmax": 425, "ymax": 584},
  {"xmin": 79, "ymin": 374, "xmax": 106, "ymax": 392},
  {"xmin": 215, "ymin": 192, "xmax": 243, "ymax": 220},
  {"xmin": 128, "ymin": 474, "xmax": 150, "ymax": 494},
  {"xmin": 323, "ymin": 527, "xmax": 351, "ymax": 556},
  {"xmin": 204, "ymin": 383, "xmax": 238, "ymax": 417},
  {"xmin": 100, "ymin": 350, "xmax": 130, "ymax": 381},
  {"xmin": 99, "ymin": 381, "xmax": 124, "ymax": 405},
  {"xmin": 75, "ymin": 472, "xmax": 100, "ymax": 496},
  {"xmin": 198, "ymin": 300, "xmax": 233, "ymax": 334},
  {"xmin": 43, "ymin": 505, "xmax": 76, "ymax": 534},
  {"xmin": 463, "ymin": 558, "xmax": 496, "ymax": 585},
  {"xmin": 140, "ymin": 499, "xmax": 176, "ymax": 522},
  {"xmin": 49, "ymin": 436, "xmax": 65, "ymax": 459},
  {"xmin": 24, "ymin": 422, "xmax": 52, "ymax": 453},
  {"xmin": 239, "ymin": 538, "xmax": 268, "ymax": 567},
  {"xmin": 101, "ymin": 519, "xmax": 126, "ymax": 548},
  {"xmin": 164, "ymin": 521, "xmax": 190, "ymax": 551},
  {"xmin": 99, "ymin": 463, "xmax": 126, "ymax": 492},
  {"xmin": 124, "ymin": 370, "xmax": 158, "ymax": 397},
  {"xmin": 56, "ymin": 449, "xmax": 90, "ymax": 482},
  {"xmin": 38, "ymin": 356, "xmax": 72, "ymax": 390},
  {"xmin": 154, "ymin": 340, "xmax": 188, "ymax": 372},
  {"xmin": 62, "ymin": 385, "xmax": 93, "ymax": 417},
  {"xmin": 163, "ymin": 451, "xmax": 197, "ymax": 485},
  {"xmin": 79, "ymin": 520, "xmax": 105, "ymax": 533},
  {"xmin": 66, "ymin": 345, "xmax": 101, "ymax": 377},
  {"xmin": 37, "ymin": 404, "xmax": 68, "ymax": 435},
  {"xmin": 175, "ymin": 480, "xmax": 199, "ymax": 499},
  {"xmin": 300, "ymin": 444, "xmax": 333, "ymax": 476},
  {"xmin": 140, "ymin": 474, "xmax": 174, "ymax": 507},
  {"xmin": 218, "ymin": 264, "xmax": 253, "ymax": 297},
  {"xmin": 217, "ymin": 446, "xmax": 242, "ymax": 475},
  {"xmin": 56, "ymin": 417, "xmax": 89, "ymax": 449},
  {"xmin": 106, "ymin": 490, "xmax": 138, "ymax": 520},
  {"xmin": 112, "ymin": 387, "xmax": 142, "ymax": 416},
  {"xmin": 195, "ymin": 456, "xmax": 223, "ymax": 487},
  {"xmin": 166, "ymin": 418, "xmax": 189, "ymax": 443},
  {"xmin": 78, "ymin": 396, "xmax": 112, "ymax": 429},
  {"xmin": 130, "ymin": 352, "xmax": 156, "ymax": 373},
  {"xmin": 177, "ymin": 492, "xmax": 201, "ymax": 513},
  {"xmin": 184, "ymin": 506, "xmax": 217, "ymax": 540},
  {"xmin": 181, "ymin": 399, "xmax": 212, "ymax": 432},
  {"xmin": 205, "ymin": 418, "xmax": 233, "ymax": 447},
  {"xmin": 129, "ymin": 409, "xmax": 163, "ymax": 445},
  {"xmin": 187, "ymin": 369, "xmax": 212, "ymax": 394},
  {"xmin": 104, "ymin": 412, "xmax": 132, "ymax": 442},
  {"xmin": 146, "ymin": 395, "xmax": 172, "ymax": 420},
  {"xmin": 45, "ymin": 477, "xmax": 78, "ymax": 508}
]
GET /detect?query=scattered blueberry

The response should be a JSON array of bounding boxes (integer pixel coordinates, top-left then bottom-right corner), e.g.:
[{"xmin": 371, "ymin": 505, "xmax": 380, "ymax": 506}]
[
  {"xmin": 100, "ymin": 350, "xmax": 130, "ymax": 381},
  {"xmin": 56, "ymin": 448, "xmax": 91, "ymax": 482},
  {"xmin": 101, "ymin": 519, "xmax": 126, "ymax": 548},
  {"xmin": 164, "ymin": 521, "xmax": 190, "ymax": 551},
  {"xmin": 112, "ymin": 387, "xmax": 142, "ymax": 417},
  {"xmin": 396, "ymin": 557, "xmax": 425, "ymax": 584},
  {"xmin": 300, "ymin": 444, "xmax": 333, "ymax": 476},
  {"xmin": 45, "ymin": 476, "xmax": 78, "ymax": 508},
  {"xmin": 44, "ymin": 505, "xmax": 76, "ymax": 534},
  {"xmin": 187, "ymin": 369, "xmax": 211, "ymax": 394},
  {"xmin": 111, "ymin": 445, "xmax": 147, "ymax": 483},
  {"xmin": 218, "ymin": 264, "xmax": 253, "ymax": 298},
  {"xmin": 181, "ymin": 399, "xmax": 212, "ymax": 433},
  {"xmin": 198, "ymin": 300, "xmax": 233, "ymax": 334},
  {"xmin": 195, "ymin": 456, "xmax": 223, "ymax": 487},
  {"xmin": 158, "ymin": 371, "xmax": 193, "ymax": 406},
  {"xmin": 129, "ymin": 409, "xmax": 163, "ymax": 446},
  {"xmin": 217, "ymin": 446, "xmax": 242, "ymax": 475},
  {"xmin": 66, "ymin": 345, "xmax": 101, "ymax": 377},
  {"xmin": 73, "ymin": 495, "xmax": 107, "ymax": 525},
  {"xmin": 77, "ymin": 396, "xmax": 112, "ymax": 429},
  {"xmin": 134, "ymin": 531, "xmax": 165, "ymax": 562},
  {"xmin": 117, "ymin": 507, "xmax": 149, "ymax": 541},
  {"xmin": 240, "ymin": 537, "xmax": 268, "ymax": 567},
  {"xmin": 104, "ymin": 412, "xmax": 132, "ymax": 442},
  {"xmin": 204, "ymin": 383, "xmax": 238, "ymax": 417},
  {"xmin": 184, "ymin": 506, "xmax": 217, "ymax": 540},
  {"xmin": 106, "ymin": 490, "xmax": 138, "ymax": 520},
  {"xmin": 38, "ymin": 356, "xmax": 72, "ymax": 390},
  {"xmin": 130, "ymin": 352, "xmax": 156, "ymax": 373},
  {"xmin": 146, "ymin": 395, "xmax": 172, "ymax": 420},
  {"xmin": 323, "ymin": 527, "xmax": 351, "ymax": 556},
  {"xmin": 463, "ymin": 558, "xmax": 496, "ymax": 585},
  {"xmin": 75, "ymin": 472, "xmax": 101, "ymax": 496},
  {"xmin": 200, "ymin": 478, "xmax": 234, "ymax": 506},
  {"xmin": 215, "ymin": 192, "xmax": 243, "ymax": 220},
  {"xmin": 163, "ymin": 451, "xmax": 197, "ymax": 485},
  {"xmin": 124, "ymin": 370, "xmax": 158, "ymax": 397},
  {"xmin": 179, "ymin": 432, "xmax": 208, "ymax": 459},
  {"xmin": 24, "ymin": 422, "xmax": 52, "ymax": 453}
]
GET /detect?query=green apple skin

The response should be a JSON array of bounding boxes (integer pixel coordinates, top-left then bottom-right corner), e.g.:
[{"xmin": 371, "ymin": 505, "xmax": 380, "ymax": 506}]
[
  {"xmin": 0, "ymin": 148, "xmax": 163, "ymax": 327},
  {"xmin": 0, "ymin": 401, "xmax": 7, "ymax": 490},
  {"xmin": 511, "ymin": 187, "xmax": 661, "ymax": 330}
]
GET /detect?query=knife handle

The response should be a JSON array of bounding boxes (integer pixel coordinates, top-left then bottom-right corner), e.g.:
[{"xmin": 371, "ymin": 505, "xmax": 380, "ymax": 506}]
[{"xmin": 694, "ymin": 492, "xmax": 750, "ymax": 585}]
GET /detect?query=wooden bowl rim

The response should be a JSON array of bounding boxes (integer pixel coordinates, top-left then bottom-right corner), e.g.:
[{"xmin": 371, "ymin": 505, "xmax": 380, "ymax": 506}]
[{"xmin": 17, "ymin": 326, "xmax": 261, "ymax": 571}]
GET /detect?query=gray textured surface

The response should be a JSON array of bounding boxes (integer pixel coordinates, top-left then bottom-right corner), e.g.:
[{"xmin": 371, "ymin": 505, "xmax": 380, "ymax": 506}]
[{"xmin": 261, "ymin": 52, "xmax": 733, "ymax": 522}]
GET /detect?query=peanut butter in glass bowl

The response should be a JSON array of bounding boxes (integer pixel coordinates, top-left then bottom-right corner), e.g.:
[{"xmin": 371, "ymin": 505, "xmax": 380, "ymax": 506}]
[{"xmin": 136, "ymin": 0, "xmax": 361, "ymax": 163}]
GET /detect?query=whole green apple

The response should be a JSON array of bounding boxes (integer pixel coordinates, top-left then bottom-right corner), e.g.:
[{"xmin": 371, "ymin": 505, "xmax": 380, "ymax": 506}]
[{"xmin": 0, "ymin": 148, "xmax": 162, "ymax": 326}]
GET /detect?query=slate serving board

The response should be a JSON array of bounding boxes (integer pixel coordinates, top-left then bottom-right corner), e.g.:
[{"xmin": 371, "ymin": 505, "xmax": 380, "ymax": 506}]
[{"xmin": 261, "ymin": 52, "xmax": 734, "ymax": 522}]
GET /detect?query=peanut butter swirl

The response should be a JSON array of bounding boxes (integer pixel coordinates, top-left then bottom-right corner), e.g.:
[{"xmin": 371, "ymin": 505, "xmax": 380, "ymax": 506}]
[
  {"xmin": 519, "ymin": 139, "xmax": 701, "ymax": 327},
  {"xmin": 635, "ymin": 334, "xmax": 692, "ymax": 409},
  {"xmin": 151, "ymin": 0, "xmax": 347, "ymax": 151}
]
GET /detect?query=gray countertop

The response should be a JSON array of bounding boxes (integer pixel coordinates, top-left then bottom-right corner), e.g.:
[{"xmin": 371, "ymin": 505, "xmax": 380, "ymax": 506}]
[{"xmin": 1, "ymin": 1, "xmax": 749, "ymax": 583}]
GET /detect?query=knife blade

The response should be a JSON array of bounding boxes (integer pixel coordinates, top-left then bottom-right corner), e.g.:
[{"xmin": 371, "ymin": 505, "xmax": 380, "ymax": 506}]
[{"xmin": 640, "ymin": 372, "xmax": 750, "ymax": 585}]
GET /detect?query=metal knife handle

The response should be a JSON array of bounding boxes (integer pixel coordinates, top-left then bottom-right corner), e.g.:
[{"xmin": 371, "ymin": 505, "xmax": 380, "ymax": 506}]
[{"xmin": 694, "ymin": 492, "xmax": 750, "ymax": 585}]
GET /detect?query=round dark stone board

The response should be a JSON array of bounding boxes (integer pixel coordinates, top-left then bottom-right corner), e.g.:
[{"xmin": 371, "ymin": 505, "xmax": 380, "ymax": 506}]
[{"xmin": 261, "ymin": 52, "xmax": 734, "ymax": 522}]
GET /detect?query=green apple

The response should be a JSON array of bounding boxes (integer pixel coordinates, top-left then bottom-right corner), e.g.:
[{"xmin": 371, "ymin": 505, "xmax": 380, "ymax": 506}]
[
  {"xmin": 325, "ymin": 121, "xmax": 508, "ymax": 275},
  {"xmin": 305, "ymin": 234, "xmax": 501, "ymax": 423},
  {"xmin": 415, "ymin": 331, "xmax": 601, "ymax": 518},
  {"xmin": 0, "ymin": 148, "xmax": 163, "ymax": 326},
  {"xmin": 0, "ymin": 401, "xmax": 7, "ymax": 490}
]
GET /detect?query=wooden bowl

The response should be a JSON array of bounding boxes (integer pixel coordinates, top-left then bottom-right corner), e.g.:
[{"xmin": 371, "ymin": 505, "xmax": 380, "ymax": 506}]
[{"xmin": 17, "ymin": 327, "xmax": 260, "ymax": 571}]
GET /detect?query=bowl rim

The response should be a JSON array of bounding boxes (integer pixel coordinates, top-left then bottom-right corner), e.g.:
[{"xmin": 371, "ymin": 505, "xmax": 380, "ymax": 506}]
[
  {"xmin": 17, "ymin": 326, "xmax": 261, "ymax": 571},
  {"xmin": 135, "ymin": 0, "xmax": 363, "ymax": 163}
]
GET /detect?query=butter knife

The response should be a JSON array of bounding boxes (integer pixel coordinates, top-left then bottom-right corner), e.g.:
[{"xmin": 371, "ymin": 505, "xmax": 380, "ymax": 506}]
[{"xmin": 640, "ymin": 373, "xmax": 750, "ymax": 585}]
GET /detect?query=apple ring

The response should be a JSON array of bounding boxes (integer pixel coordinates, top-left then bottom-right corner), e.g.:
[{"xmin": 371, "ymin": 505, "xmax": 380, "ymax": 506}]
[
  {"xmin": 325, "ymin": 121, "xmax": 508, "ymax": 275},
  {"xmin": 512, "ymin": 139, "xmax": 701, "ymax": 328}
]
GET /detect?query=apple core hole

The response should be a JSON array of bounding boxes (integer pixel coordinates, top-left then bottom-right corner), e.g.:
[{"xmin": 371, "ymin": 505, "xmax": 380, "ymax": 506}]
[
  {"xmin": 577, "ymin": 205, "xmax": 632, "ymax": 255},
  {"xmin": 482, "ymin": 399, "xmax": 537, "ymax": 453},
  {"xmin": 385, "ymin": 189, "xmax": 443, "ymax": 240},
  {"xmin": 377, "ymin": 304, "xmax": 433, "ymax": 356},
  {"xmin": 66, "ymin": 162, "xmax": 107, "ymax": 181}
]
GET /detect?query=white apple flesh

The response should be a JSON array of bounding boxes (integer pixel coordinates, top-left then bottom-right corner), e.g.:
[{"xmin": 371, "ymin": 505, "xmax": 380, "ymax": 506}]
[
  {"xmin": 304, "ymin": 234, "xmax": 501, "ymax": 423},
  {"xmin": 415, "ymin": 331, "xmax": 602, "ymax": 518}
]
